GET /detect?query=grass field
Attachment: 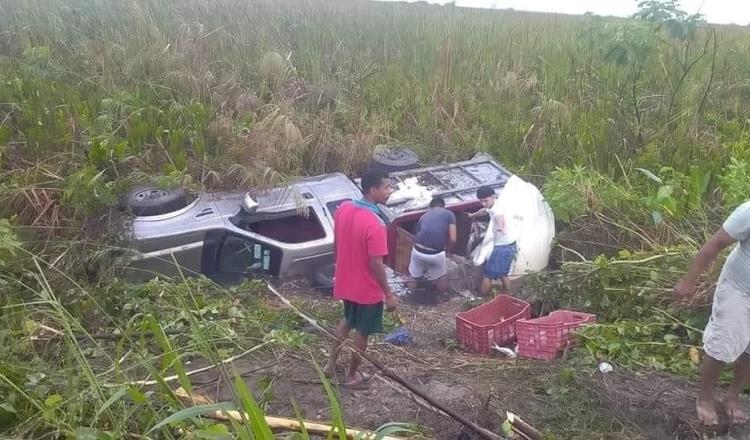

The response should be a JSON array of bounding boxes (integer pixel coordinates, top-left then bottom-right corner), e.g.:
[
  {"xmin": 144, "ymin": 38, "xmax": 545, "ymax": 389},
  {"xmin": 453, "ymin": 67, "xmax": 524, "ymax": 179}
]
[{"xmin": 2, "ymin": 0, "xmax": 750, "ymax": 438}]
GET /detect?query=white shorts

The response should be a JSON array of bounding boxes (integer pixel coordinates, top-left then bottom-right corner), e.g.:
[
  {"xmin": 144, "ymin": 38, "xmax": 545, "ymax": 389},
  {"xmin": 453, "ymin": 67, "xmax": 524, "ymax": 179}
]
[
  {"xmin": 408, "ymin": 248, "xmax": 447, "ymax": 281},
  {"xmin": 703, "ymin": 276, "xmax": 750, "ymax": 363}
]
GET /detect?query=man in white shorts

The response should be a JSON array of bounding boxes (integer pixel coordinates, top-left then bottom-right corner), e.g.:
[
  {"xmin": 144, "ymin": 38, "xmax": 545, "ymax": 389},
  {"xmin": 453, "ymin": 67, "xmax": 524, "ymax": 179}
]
[
  {"xmin": 408, "ymin": 196, "xmax": 456, "ymax": 291},
  {"xmin": 674, "ymin": 201, "xmax": 750, "ymax": 426}
]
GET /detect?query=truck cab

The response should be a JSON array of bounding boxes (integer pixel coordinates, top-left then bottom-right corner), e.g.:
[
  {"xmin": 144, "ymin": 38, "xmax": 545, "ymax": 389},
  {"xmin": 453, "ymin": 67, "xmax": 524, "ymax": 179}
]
[{"xmin": 121, "ymin": 153, "xmax": 553, "ymax": 285}]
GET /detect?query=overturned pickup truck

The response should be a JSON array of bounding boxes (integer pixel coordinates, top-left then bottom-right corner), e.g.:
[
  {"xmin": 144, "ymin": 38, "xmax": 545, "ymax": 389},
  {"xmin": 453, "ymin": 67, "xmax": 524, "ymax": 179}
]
[{"xmin": 121, "ymin": 153, "xmax": 555, "ymax": 284}]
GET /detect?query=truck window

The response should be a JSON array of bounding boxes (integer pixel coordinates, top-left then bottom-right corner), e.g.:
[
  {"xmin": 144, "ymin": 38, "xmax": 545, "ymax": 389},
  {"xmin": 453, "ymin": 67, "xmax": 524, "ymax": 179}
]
[
  {"xmin": 218, "ymin": 235, "xmax": 279, "ymax": 276},
  {"xmin": 246, "ymin": 210, "xmax": 326, "ymax": 243}
]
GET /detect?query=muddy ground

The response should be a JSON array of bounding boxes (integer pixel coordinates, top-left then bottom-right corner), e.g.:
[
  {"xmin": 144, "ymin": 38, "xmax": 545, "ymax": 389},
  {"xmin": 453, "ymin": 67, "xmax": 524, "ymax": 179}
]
[{"xmin": 184, "ymin": 281, "xmax": 750, "ymax": 439}]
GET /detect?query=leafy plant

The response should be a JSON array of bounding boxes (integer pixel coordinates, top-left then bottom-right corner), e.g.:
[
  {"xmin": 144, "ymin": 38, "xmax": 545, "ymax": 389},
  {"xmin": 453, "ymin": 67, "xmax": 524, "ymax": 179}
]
[
  {"xmin": 718, "ymin": 157, "xmax": 750, "ymax": 209},
  {"xmin": 577, "ymin": 319, "xmax": 703, "ymax": 376},
  {"xmin": 635, "ymin": 167, "xmax": 682, "ymax": 224},
  {"xmin": 62, "ymin": 165, "xmax": 117, "ymax": 214},
  {"xmin": 264, "ymin": 328, "xmax": 309, "ymax": 348},
  {"xmin": 531, "ymin": 248, "xmax": 695, "ymax": 320},
  {"xmin": 528, "ymin": 244, "xmax": 718, "ymax": 376},
  {"xmin": 0, "ymin": 218, "xmax": 21, "ymax": 267},
  {"xmin": 596, "ymin": 20, "xmax": 656, "ymax": 67},
  {"xmin": 542, "ymin": 166, "xmax": 596, "ymax": 223},
  {"xmin": 634, "ymin": 0, "xmax": 704, "ymax": 41},
  {"xmin": 543, "ymin": 165, "xmax": 641, "ymax": 224}
]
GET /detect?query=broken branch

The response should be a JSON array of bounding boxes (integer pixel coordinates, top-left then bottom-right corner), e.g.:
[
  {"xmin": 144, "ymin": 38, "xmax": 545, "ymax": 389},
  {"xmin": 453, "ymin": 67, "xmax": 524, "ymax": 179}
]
[{"xmin": 506, "ymin": 412, "xmax": 543, "ymax": 440}]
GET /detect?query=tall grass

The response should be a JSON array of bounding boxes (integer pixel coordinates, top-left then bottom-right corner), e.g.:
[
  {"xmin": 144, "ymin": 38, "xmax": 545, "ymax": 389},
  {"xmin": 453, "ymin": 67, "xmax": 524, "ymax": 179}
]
[
  {"xmin": 2, "ymin": 1, "xmax": 749, "ymax": 436},
  {"xmin": 2, "ymin": 0, "xmax": 750, "ymax": 186},
  {"xmin": 0, "ymin": 236, "xmax": 420, "ymax": 438}
]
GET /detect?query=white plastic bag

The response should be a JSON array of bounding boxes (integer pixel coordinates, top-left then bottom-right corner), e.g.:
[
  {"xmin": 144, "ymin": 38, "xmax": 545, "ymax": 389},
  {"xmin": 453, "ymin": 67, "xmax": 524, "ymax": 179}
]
[
  {"xmin": 388, "ymin": 177, "xmax": 433, "ymax": 212},
  {"xmin": 471, "ymin": 175, "xmax": 555, "ymax": 276}
]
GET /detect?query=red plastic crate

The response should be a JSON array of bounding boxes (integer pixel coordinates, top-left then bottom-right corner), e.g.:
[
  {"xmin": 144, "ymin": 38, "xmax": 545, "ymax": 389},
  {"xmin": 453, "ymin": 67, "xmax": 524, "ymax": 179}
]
[
  {"xmin": 516, "ymin": 310, "xmax": 597, "ymax": 360},
  {"xmin": 455, "ymin": 294, "xmax": 531, "ymax": 355}
]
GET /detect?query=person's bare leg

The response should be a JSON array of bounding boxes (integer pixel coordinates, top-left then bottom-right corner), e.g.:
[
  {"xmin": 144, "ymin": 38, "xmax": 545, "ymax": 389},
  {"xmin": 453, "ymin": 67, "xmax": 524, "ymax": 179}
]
[
  {"xmin": 436, "ymin": 277, "xmax": 449, "ymax": 292},
  {"xmin": 479, "ymin": 277, "xmax": 492, "ymax": 295},
  {"xmin": 406, "ymin": 276, "xmax": 418, "ymax": 290},
  {"xmin": 697, "ymin": 354, "xmax": 724, "ymax": 426},
  {"xmin": 344, "ymin": 331, "xmax": 369, "ymax": 384},
  {"xmin": 324, "ymin": 320, "xmax": 351, "ymax": 377},
  {"xmin": 726, "ymin": 353, "xmax": 750, "ymax": 424},
  {"xmin": 500, "ymin": 276, "xmax": 512, "ymax": 294}
]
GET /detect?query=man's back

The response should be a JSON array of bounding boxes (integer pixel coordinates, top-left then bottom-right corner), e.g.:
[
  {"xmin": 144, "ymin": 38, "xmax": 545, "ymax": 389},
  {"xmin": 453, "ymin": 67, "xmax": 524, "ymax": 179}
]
[
  {"xmin": 415, "ymin": 207, "xmax": 455, "ymax": 251},
  {"xmin": 333, "ymin": 201, "xmax": 388, "ymax": 305}
]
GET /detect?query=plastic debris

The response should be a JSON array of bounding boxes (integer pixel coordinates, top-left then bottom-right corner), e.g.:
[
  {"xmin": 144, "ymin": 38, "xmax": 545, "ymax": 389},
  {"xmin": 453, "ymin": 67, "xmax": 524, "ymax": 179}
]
[
  {"xmin": 388, "ymin": 177, "xmax": 433, "ymax": 213},
  {"xmin": 385, "ymin": 266, "xmax": 410, "ymax": 297},
  {"xmin": 470, "ymin": 175, "xmax": 555, "ymax": 277},
  {"xmin": 598, "ymin": 362, "xmax": 613, "ymax": 374},
  {"xmin": 492, "ymin": 342, "xmax": 518, "ymax": 358},
  {"xmin": 457, "ymin": 290, "xmax": 479, "ymax": 300},
  {"xmin": 383, "ymin": 326, "xmax": 412, "ymax": 346}
]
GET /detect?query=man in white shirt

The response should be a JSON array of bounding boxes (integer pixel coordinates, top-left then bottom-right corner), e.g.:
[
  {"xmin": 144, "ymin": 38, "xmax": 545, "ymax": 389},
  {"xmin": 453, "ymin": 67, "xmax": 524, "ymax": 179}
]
[
  {"xmin": 674, "ymin": 201, "xmax": 750, "ymax": 426},
  {"xmin": 468, "ymin": 186, "xmax": 518, "ymax": 295}
]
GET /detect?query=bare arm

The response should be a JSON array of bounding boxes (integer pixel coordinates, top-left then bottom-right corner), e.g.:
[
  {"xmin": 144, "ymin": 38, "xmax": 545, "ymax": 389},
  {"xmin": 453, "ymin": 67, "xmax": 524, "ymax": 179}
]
[
  {"xmin": 674, "ymin": 228, "xmax": 736, "ymax": 301},
  {"xmin": 683, "ymin": 229, "xmax": 735, "ymax": 284},
  {"xmin": 448, "ymin": 224, "xmax": 457, "ymax": 249},
  {"xmin": 370, "ymin": 256, "xmax": 397, "ymax": 311},
  {"xmin": 468, "ymin": 208, "xmax": 487, "ymax": 220}
]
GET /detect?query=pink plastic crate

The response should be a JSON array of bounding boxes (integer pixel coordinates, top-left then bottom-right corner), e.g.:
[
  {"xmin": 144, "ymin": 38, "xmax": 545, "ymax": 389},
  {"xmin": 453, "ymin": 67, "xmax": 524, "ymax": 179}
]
[
  {"xmin": 456, "ymin": 294, "xmax": 531, "ymax": 355},
  {"xmin": 516, "ymin": 310, "xmax": 597, "ymax": 360}
]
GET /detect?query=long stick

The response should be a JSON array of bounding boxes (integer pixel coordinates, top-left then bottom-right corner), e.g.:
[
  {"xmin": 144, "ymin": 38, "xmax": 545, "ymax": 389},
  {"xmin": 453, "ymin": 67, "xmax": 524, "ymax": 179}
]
[
  {"xmin": 266, "ymin": 283, "xmax": 506, "ymax": 440},
  {"xmin": 174, "ymin": 387, "xmax": 407, "ymax": 440},
  {"xmin": 506, "ymin": 412, "xmax": 543, "ymax": 440}
]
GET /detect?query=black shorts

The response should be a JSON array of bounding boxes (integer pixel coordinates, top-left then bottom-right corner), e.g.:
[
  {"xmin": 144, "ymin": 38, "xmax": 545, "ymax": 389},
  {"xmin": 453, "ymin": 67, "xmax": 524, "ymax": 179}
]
[{"xmin": 343, "ymin": 300, "xmax": 384, "ymax": 336}]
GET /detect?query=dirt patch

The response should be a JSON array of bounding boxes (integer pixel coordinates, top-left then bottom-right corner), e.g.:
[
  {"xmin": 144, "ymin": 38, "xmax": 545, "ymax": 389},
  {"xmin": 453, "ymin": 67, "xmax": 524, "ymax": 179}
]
[
  {"xmin": 189, "ymin": 351, "xmax": 476, "ymax": 438},
  {"xmin": 587, "ymin": 369, "xmax": 750, "ymax": 439},
  {"xmin": 178, "ymin": 281, "xmax": 750, "ymax": 439}
]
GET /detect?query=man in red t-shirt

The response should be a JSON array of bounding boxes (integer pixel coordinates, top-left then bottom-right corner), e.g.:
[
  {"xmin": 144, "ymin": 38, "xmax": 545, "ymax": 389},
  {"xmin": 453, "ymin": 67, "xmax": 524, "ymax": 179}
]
[{"xmin": 324, "ymin": 168, "xmax": 398, "ymax": 388}]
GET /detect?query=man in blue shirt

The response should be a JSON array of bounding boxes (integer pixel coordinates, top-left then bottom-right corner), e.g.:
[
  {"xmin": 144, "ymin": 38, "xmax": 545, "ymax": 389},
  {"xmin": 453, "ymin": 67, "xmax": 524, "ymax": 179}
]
[{"xmin": 408, "ymin": 196, "xmax": 456, "ymax": 291}]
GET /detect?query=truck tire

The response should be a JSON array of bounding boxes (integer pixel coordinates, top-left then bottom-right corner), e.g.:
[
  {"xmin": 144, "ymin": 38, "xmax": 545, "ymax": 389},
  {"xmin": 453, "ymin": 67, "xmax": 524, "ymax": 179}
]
[
  {"xmin": 124, "ymin": 185, "xmax": 188, "ymax": 216},
  {"xmin": 369, "ymin": 146, "xmax": 420, "ymax": 172}
]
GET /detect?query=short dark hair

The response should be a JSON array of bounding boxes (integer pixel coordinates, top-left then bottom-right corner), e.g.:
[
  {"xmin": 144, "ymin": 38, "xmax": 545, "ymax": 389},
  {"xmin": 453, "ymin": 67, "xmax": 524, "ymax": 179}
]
[
  {"xmin": 429, "ymin": 195, "xmax": 445, "ymax": 208},
  {"xmin": 361, "ymin": 168, "xmax": 390, "ymax": 194},
  {"xmin": 476, "ymin": 186, "xmax": 495, "ymax": 199}
]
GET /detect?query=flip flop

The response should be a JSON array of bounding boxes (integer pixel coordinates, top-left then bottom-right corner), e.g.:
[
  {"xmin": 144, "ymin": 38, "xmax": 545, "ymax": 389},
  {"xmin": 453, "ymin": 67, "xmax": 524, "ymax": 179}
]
[{"xmin": 342, "ymin": 371, "xmax": 371, "ymax": 389}]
